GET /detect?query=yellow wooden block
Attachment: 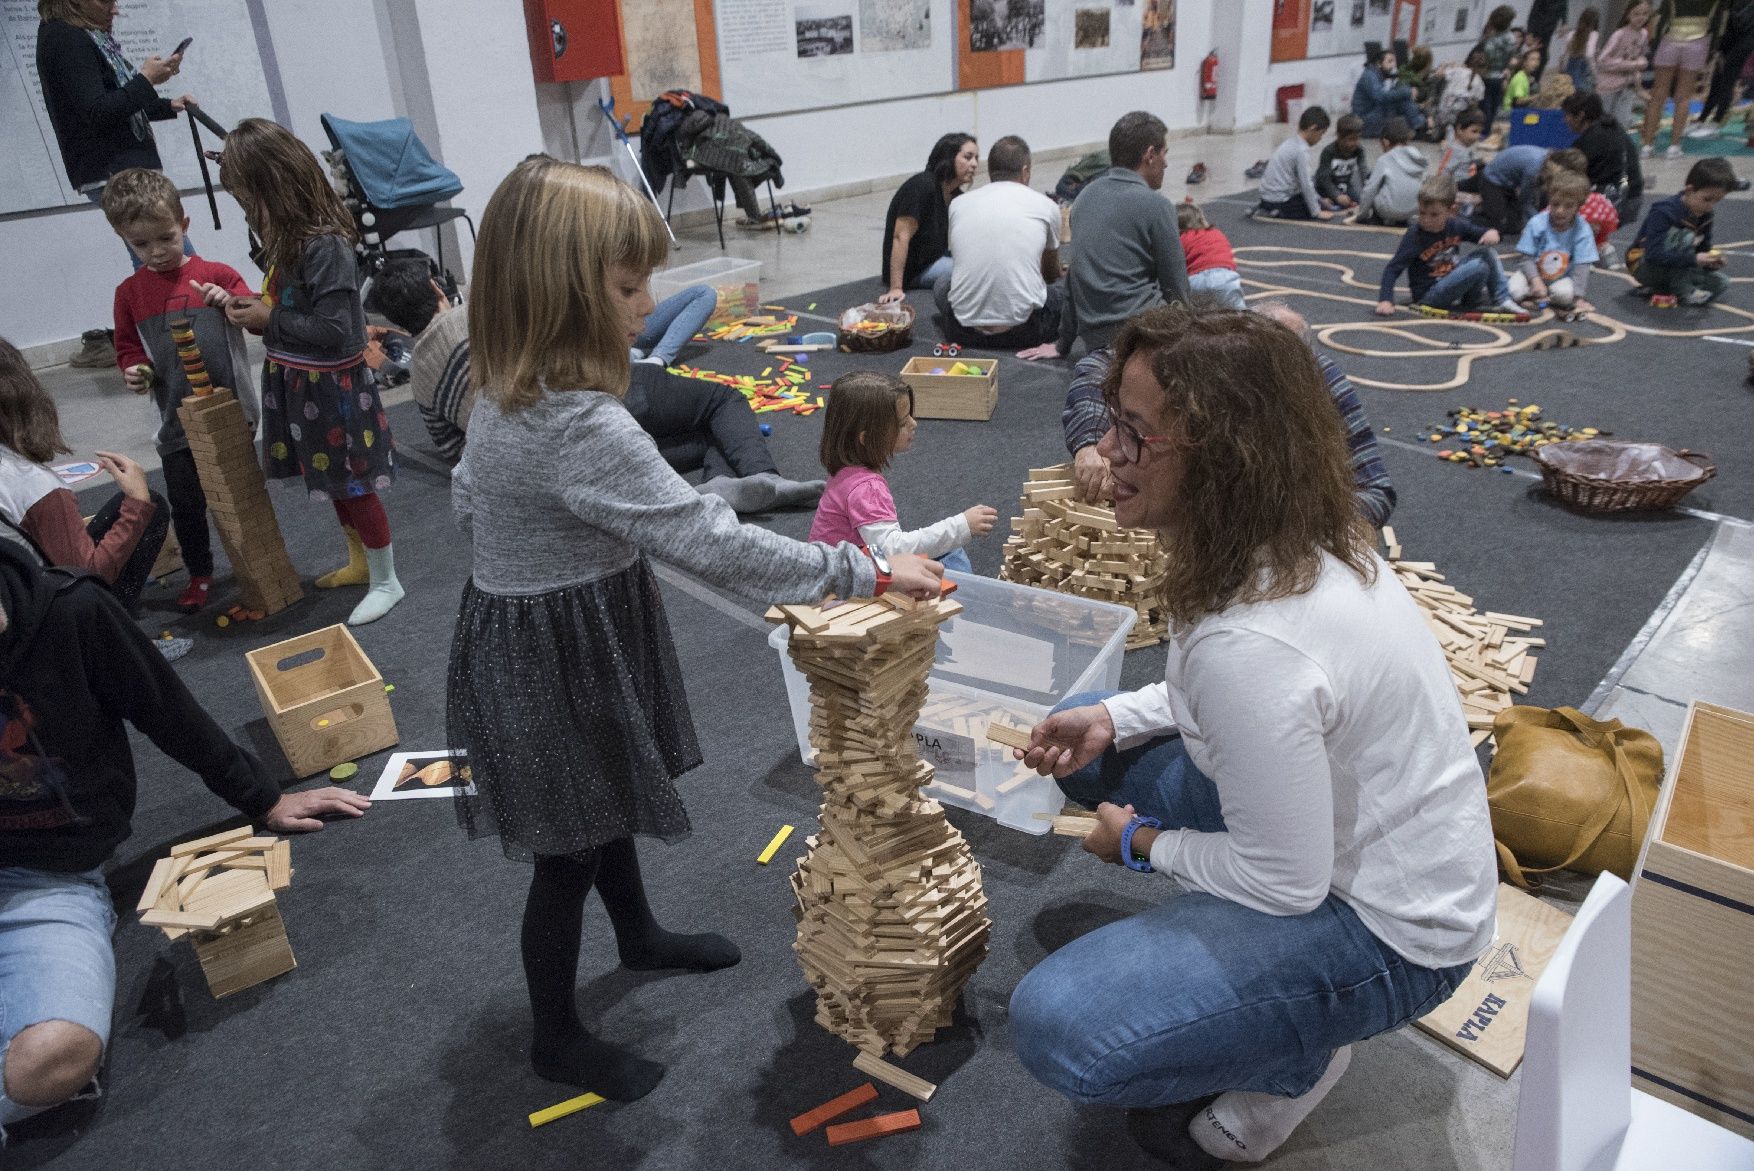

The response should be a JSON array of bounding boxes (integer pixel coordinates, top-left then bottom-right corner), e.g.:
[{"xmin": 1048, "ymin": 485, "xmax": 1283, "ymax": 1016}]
[
  {"xmin": 757, "ymin": 824, "xmax": 795, "ymax": 865},
  {"xmin": 528, "ymin": 1091, "xmax": 606, "ymax": 1128}
]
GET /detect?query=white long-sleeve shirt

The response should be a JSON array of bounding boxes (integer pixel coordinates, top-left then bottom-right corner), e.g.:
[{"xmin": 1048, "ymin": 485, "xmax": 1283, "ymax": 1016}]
[{"xmin": 1102, "ymin": 551, "xmax": 1497, "ymax": 970}]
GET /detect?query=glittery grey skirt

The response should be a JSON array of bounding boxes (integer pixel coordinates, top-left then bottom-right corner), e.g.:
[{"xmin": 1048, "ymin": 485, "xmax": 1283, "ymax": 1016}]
[{"xmin": 446, "ymin": 557, "xmax": 700, "ymax": 860}]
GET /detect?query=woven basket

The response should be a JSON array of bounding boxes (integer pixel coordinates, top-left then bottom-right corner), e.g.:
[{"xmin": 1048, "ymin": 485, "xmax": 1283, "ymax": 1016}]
[
  {"xmin": 838, "ymin": 302, "xmax": 915, "ymax": 354},
  {"xmin": 1533, "ymin": 441, "xmax": 1715, "ymax": 513}
]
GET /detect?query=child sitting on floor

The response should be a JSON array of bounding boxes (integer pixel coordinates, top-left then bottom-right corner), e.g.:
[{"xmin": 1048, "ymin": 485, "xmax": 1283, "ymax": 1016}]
[
  {"xmin": 1356, "ymin": 118, "xmax": 1428, "ymax": 226},
  {"xmin": 1257, "ymin": 106, "xmax": 1335, "ymax": 221},
  {"xmin": 1508, "ymin": 169, "xmax": 1598, "ymax": 314},
  {"xmin": 1177, "ymin": 202, "xmax": 1246, "ymax": 309},
  {"xmin": 1376, "ymin": 175, "xmax": 1520, "ymax": 318},
  {"xmin": 1544, "ymin": 148, "xmax": 1623, "ymax": 269},
  {"xmin": 1437, "ymin": 48, "xmax": 1488, "ymax": 134},
  {"xmin": 1437, "ymin": 108, "xmax": 1487, "ymax": 183},
  {"xmin": 810, "ymin": 371, "xmax": 996, "ymax": 574},
  {"xmin": 1628, "ymin": 157, "xmax": 1734, "ymax": 306},
  {"xmin": 1316, "ymin": 114, "xmax": 1370, "ymax": 213}
]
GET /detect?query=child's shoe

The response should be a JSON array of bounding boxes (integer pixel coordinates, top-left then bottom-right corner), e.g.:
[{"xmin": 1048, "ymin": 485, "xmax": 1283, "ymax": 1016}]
[
  {"xmin": 1244, "ymin": 159, "xmax": 1269, "ymax": 180},
  {"xmin": 1496, "ymin": 298, "xmax": 1531, "ymax": 320},
  {"xmin": 176, "ymin": 575, "xmax": 213, "ymax": 612},
  {"xmin": 1186, "ymin": 163, "xmax": 1208, "ymax": 185},
  {"xmin": 1598, "ymin": 242, "xmax": 1623, "ymax": 271},
  {"xmin": 1639, "ymin": 144, "xmax": 1654, "ymax": 159},
  {"xmin": 1650, "ymin": 293, "xmax": 1679, "ymax": 308},
  {"xmin": 1665, "ymin": 144, "xmax": 1685, "ymax": 159},
  {"xmin": 1683, "ymin": 288, "xmax": 1717, "ymax": 306}
]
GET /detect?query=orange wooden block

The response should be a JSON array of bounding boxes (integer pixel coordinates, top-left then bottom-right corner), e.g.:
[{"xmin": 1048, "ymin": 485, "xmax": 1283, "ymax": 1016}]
[
  {"xmin": 788, "ymin": 1082, "xmax": 878, "ymax": 1136},
  {"xmin": 825, "ymin": 1108, "xmax": 921, "ymax": 1147}
]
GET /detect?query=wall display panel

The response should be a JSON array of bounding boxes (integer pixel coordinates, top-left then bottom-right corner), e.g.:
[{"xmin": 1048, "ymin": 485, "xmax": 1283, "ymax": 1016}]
[
  {"xmin": 606, "ymin": 0, "xmax": 720, "ymax": 132},
  {"xmin": 714, "ymin": 0, "xmax": 954, "ymax": 117},
  {"xmin": 2, "ymin": 0, "xmax": 275, "ymax": 214},
  {"xmin": 957, "ymin": 0, "xmax": 1172, "ymax": 90}
]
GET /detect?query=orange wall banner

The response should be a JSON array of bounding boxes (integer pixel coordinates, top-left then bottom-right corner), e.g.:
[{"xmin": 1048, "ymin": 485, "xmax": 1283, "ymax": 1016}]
[
  {"xmin": 1271, "ymin": 0, "xmax": 1310, "ymax": 62},
  {"xmin": 607, "ymin": 0, "xmax": 721, "ymax": 133},
  {"xmin": 958, "ymin": 0, "xmax": 1026, "ymax": 91}
]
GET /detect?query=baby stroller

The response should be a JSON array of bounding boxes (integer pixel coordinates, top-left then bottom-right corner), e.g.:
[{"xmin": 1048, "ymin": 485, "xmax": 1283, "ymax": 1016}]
[{"xmin": 320, "ymin": 113, "xmax": 474, "ymax": 278}]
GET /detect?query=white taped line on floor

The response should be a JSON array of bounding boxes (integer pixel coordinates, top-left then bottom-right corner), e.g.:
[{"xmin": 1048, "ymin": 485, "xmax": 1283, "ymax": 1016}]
[
  {"xmin": 1703, "ymin": 333, "xmax": 1754, "ymax": 347},
  {"xmin": 1583, "ymin": 531, "xmax": 1716, "ymax": 715}
]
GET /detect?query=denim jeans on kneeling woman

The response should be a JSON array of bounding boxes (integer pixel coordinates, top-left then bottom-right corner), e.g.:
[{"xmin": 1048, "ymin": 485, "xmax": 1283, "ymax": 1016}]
[{"xmin": 1007, "ymin": 690, "xmax": 1474, "ymax": 1109}]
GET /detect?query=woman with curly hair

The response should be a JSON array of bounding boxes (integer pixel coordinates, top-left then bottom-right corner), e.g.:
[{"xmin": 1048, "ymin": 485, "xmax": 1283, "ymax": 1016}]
[{"xmin": 1005, "ymin": 306, "xmax": 1496, "ymax": 1165}]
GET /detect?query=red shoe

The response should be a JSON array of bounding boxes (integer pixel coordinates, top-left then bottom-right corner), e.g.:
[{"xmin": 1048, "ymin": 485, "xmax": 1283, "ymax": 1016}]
[{"xmin": 177, "ymin": 576, "xmax": 213, "ymax": 611}]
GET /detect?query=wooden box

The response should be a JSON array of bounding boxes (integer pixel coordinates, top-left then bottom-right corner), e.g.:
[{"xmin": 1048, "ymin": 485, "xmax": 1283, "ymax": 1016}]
[
  {"xmin": 246, "ymin": 625, "xmax": 398, "ymax": 777},
  {"xmin": 1630, "ymin": 700, "xmax": 1754, "ymax": 1139},
  {"xmin": 899, "ymin": 356, "xmax": 998, "ymax": 421}
]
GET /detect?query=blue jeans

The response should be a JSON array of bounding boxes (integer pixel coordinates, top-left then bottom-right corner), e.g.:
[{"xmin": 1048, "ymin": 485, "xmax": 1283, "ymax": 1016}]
[
  {"xmin": 1188, "ymin": 268, "xmax": 1247, "ymax": 310},
  {"xmin": 1008, "ymin": 691, "xmax": 1472, "ymax": 1109},
  {"xmin": 0, "ymin": 867, "xmax": 116, "ymax": 1131},
  {"xmin": 1419, "ymin": 247, "xmax": 1510, "ymax": 312},
  {"xmin": 912, "ymin": 254, "xmax": 953, "ymax": 290},
  {"xmin": 939, "ymin": 547, "xmax": 972, "ymax": 573},
  {"xmin": 633, "ymin": 285, "xmax": 717, "ymax": 366}
]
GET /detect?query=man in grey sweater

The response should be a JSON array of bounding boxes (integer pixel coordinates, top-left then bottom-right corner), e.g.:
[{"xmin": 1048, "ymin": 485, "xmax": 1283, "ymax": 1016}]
[{"xmin": 1018, "ymin": 112, "xmax": 1191, "ymax": 362}]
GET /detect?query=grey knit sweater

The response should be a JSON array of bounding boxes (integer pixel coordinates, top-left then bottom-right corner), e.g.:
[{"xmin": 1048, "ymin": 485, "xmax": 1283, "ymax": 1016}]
[{"xmin": 456, "ymin": 388, "xmax": 876, "ymax": 600}]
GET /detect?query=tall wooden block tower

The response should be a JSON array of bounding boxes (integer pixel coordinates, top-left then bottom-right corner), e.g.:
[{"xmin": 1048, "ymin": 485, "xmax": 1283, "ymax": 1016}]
[{"xmin": 770, "ymin": 593, "xmax": 991, "ymax": 1059}]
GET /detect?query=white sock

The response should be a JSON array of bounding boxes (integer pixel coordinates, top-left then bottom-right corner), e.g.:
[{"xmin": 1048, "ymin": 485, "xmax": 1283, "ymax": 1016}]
[
  {"xmin": 347, "ymin": 543, "xmax": 405, "ymax": 626},
  {"xmin": 1189, "ymin": 1045, "xmax": 1353, "ymax": 1163}
]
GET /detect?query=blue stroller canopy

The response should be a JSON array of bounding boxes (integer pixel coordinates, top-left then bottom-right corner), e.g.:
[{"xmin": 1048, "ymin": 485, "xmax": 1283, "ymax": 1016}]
[{"xmin": 321, "ymin": 113, "xmax": 463, "ymax": 209}]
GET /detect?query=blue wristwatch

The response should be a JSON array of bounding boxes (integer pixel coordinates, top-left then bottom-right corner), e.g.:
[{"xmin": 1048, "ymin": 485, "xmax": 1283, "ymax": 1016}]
[{"xmin": 1120, "ymin": 815, "xmax": 1163, "ymax": 873}]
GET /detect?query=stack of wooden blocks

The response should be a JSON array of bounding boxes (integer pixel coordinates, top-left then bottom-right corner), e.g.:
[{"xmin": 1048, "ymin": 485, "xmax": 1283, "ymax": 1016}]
[
  {"xmin": 999, "ymin": 465, "xmax": 1169, "ymax": 649},
  {"xmin": 768, "ymin": 592, "xmax": 991, "ymax": 1059},
  {"xmin": 1381, "ymin": 527, "xmax": 1543, "ymax": 748},
  {"xmin": 137, "ymin": 827, "xmax": 296, "ymax": 998},
  {"xmin": 176, "ymin": 387, "xmax": 303, "ymax": 616}
]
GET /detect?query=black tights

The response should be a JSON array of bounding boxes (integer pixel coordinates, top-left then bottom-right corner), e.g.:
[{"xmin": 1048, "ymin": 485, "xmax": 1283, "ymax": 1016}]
[{"xmin": 520, "ymin": 839, "xmax": 738, "ymax": 1101}]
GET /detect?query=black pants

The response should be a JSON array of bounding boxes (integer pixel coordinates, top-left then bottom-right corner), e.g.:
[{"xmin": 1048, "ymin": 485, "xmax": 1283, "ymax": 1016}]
[
  {"xmin": 624, "ymin": 363, "xmax": 778, "ymax": 481},
  {"xmin": 933, "ymin": 273, "xmax": 1065, "ymax": 349},
  {"xmin": 86, "ymin": 490, "xmax": 169, "ymax": 612},
  {"xmin": 1481, "ymin": 78, "xmax": 1505, "ymax": 127},
  {"xmin": 1702, "ymin": 34, "xmax": 1754, "ymax": 123},
  {"xmin": 1476, "ymin": 178, "xmax": 1526, "ymax": 236},
  {"xmin": 1257, "ymin": 193, "xmax": 1315, "ymax": 220},
  {"xmin": 160, "ymin": 446, "xmax": 214, "ymax": 578}
]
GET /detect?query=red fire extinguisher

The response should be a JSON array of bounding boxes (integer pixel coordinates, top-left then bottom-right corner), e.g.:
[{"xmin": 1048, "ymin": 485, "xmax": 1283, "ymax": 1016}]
[{"xmin": 1200, "ymin": 50, "xmax": 1219, "ymax": 100}]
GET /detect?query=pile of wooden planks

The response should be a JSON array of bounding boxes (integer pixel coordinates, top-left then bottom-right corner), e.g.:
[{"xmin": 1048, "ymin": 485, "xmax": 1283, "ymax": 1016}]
[
  {"xmin": 1383, "ymin": 526, "xmax": 1544, "ymax": 748},
  {"xmin": 176, "ymin": 388, "xmax": 303, "ymax": 617},
  {"xmin": 137, "ymin": 827, "xmax": 296, "ymax": 998},
  {"xmin": 999, "ymin": 465, "xmax": 1169, "ymax": 649},
  {"xmin": 768, "ymin": 592, "xmax": 991, "ymax": 1059}
]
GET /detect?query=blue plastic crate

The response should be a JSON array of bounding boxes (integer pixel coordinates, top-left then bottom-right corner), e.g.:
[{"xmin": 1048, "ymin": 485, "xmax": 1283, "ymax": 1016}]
[{"xmin": 1507, "ymin": 108, "xmax": 1574, "ymax": 149}]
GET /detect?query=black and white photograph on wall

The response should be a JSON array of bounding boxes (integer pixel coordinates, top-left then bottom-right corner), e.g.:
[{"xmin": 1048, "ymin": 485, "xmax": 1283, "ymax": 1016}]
[
  {"xmin": 1455, "ymin": 3, "xmax": 1470, "ymax": 32},
  {"xmin": 860, "ymin": 0, "xmax": 931, "ymax": 52},
  {"xmin": 1311, "ymin": 0, "xmax": 1334, "ymax": 32},
  {"xmin": 796, "ymin": 4, "xmax": 856, "ymax": 56},
  {"xmin": 1350, "ymin": 1, "xmax": 1365, "ymax": 27},
  {"xmin": 1074, "ymin": 7, "xmax": 1110, "ymax": 48},
  {"xmin": 970, "ymin": 0, "xmax": 1046, "ymax": 51},
  {"xmin": 1369, "ymin": 0, "xmax": 1390, "ymax": 12},
  {"xmin": 1141, "ymin": 0, "xmax": 1174, "ymax": 69}
]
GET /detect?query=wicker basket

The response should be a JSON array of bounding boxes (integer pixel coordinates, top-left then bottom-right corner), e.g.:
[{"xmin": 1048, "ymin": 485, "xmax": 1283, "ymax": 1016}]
[
  {"xmin": 1532, "ymin": 441, "xmax": 1715, "ymax": 513},
  {"xmin": 838, "ymin": 302, "xmax": 915, "ymax": 354}
]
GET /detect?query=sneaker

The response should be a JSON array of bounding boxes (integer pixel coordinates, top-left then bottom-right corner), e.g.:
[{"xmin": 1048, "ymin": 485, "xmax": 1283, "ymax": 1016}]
[
  {"xmin": 1496, "ymin": 298, "xmax": 1530, "ymax": 319},
  {"xmin": 176, "ymin": 575, "xmax": 213, "ymax": 611},
  {"xmin": 1598, "ymin": 242, "xmax": 1623, "ymax": 271},
  {"xmin": 156, "ymin": 637, "xmax": 194, "ymax": 662},
  {"xmin": 68, "ymin": 328, "xmax": 116, "ymax": 368},
  {"xmin": 1683, "ymin": 288, "xmax": 1717, "ymax": 305},
  {"xmin": 1665, "ymin": 145, "xmax": 1685, "ymax": 159},
  {"xmin": 1685, "ymin": 123, "xmax": 1719, "ymax": 139},
  {"xmin": 1186, "ymin": 163, "xmax": 1208, "ymax": 185},
  {"xmin": 1737, "ymin": 178, "xmax": 1753, "ymax": 192},
  {"xmin": 1244, "ymin": 159, "xmax": 1268, "ymax": 180},
  {"xmin": 1640, "ymin": 144, "xmax": 1654, "ymax": 159}
]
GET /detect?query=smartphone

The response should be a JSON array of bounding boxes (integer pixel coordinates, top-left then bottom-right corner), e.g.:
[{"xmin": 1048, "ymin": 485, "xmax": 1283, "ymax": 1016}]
[{"xmin": 170, "ymin": 36, "xmax": 193, "ymax": 56}]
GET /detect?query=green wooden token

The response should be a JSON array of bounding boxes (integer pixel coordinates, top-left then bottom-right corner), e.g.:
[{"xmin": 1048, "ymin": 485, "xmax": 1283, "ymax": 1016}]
[{"xmin": 330, "ymin": 762, "xmax": 359, "ymax": 781}]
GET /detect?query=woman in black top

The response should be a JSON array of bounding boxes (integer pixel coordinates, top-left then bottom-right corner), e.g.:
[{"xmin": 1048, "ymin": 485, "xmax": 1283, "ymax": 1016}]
[
  {"xmin": 1562, "ymin": 92, "xmax": 1635, "ymax": 196},
  {"xmin": 877, "ymin": 133, "xmax": 979, "ymax": 306}
]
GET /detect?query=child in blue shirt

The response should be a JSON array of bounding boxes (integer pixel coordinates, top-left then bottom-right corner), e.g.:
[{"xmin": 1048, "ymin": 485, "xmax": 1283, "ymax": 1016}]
[
  {"xmin": 1376, "ymin": 175, "xmax": 1521, "ymax": 318},
  {"xmin": 1628, "ymin": 158, "xmax": 1734, "ymax": 306},
  {"xmin": 1506, "ymin": 170, "xmax": 1599, "ymax": 314}
]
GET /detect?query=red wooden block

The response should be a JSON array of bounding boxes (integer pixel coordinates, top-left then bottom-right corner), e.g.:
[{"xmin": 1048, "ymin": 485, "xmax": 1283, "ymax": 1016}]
[
  {"xmin": 788, "ymin": 1082, "xmax": 879, "ymax": 1137},
  {"xmin": 825, "ymin": 1108, "xmax": 922, "ymax": 1147}
]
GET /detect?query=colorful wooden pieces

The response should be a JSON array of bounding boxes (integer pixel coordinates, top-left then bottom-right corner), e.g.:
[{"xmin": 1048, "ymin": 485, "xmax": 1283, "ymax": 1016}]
[
  {"xmin": 527, "ymin": 1091, "xmax": 606, "ymax": 1128},
  {"xmin": 758, "ymin": 824, "xmax": 796, "ymax": 865},
  {"xmin": 773, "ymin": 593, "xmax": 991, "ymax": 1059},
  {"xmin": 825, "ymin": 1108, "xmax": 922, "ymax": 1147},
  {"xmin": 140, "ymin": 834, "xmax": 297, "ymax": 998},
  {"xmin": 852, "ymin": 1051, "xmax": 937, "ymax": 1102},
  {"xmin": 788, "ymin": 1082, "xmax": 879, "ymax": 1136},
  {"xmin": 999, "ymin": 466, "xmax": 1169, "ymax": 648}
]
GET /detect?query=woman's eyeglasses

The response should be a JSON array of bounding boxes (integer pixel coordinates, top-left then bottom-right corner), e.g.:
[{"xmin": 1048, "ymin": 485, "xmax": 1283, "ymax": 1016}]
[{"xmin": 1111, "ymin": 415, "xmax": 1174, "ymax": 464}]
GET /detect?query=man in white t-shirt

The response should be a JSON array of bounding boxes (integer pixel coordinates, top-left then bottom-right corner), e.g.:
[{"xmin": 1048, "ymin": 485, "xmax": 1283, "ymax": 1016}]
[{"xmin": 932, "ymin": 135, "xmax": 1064, "ymax": 349}]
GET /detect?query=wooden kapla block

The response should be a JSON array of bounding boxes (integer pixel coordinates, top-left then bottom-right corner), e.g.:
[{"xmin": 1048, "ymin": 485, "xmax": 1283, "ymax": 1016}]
[
  {"xmin": 770, "ymin": 593, "xmax": 992, "ymax": 1059},
  {"xmin": 246, "ymin": 624, "xmax": 399, "ymax": 777},
  {"xmin": 138, "ymin": 834, "xmax": 296, "ymax": 998}
]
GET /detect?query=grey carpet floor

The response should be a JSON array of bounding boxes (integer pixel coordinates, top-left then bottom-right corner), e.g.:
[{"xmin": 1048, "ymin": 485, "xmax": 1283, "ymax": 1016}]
[{"xmin": 19, "ymin": 190, "xmax": 1732, "ymax": 1168}]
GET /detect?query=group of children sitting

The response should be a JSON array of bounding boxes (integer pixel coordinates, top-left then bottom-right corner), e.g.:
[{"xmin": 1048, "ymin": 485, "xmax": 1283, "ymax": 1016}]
[{"xmin": 1258, "ymin": 102, "xmax": 1735, "ymax": 319}]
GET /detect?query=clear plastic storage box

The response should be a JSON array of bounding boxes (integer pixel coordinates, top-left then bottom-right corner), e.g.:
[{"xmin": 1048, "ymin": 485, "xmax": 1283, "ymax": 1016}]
[
  {"xmin": 769, "ymin": 572, "xmax": 1136, "ymax": 834},
  {"xmin": 649, "ymin": 256, "xmax": 762, "ymax": 326}
]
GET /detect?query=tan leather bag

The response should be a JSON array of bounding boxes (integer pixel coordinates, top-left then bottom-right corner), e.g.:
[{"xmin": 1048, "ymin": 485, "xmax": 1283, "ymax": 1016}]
[{"xmin": 1486, "ymin": 706, "xmax": 1663, "ymax": 888}]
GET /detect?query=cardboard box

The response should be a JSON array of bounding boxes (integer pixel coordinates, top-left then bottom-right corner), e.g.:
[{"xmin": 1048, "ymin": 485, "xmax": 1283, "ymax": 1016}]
[
  {"xmin": 899, "ymin": 356, "xmax": 998, "ymax": 421},
  {"xmin": 246, "ymin": 625, "xmax": 398, "ymax": 777},
  {"xmin": 1630, "ymin": 700, "xmax": 1754, "ymax": 1139}
]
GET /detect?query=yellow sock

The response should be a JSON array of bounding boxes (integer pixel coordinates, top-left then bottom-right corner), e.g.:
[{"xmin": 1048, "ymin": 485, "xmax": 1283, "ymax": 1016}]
[{"xmin": 315, "ymin": 526, "xmax": 370, "ymax": 588}]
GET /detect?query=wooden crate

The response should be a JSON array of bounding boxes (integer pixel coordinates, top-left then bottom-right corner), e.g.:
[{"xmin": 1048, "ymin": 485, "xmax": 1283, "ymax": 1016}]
[
  {"xmin": 1630, "ymin": 700, "xmax": 1754, "ymax": 1139},
  {"xmin": 245, "ymin": 625, "xmax": 398, "ymax": 777},
  {"xmin": 899, "ymin": 356, "xmax": 998, "ymax": 421}
]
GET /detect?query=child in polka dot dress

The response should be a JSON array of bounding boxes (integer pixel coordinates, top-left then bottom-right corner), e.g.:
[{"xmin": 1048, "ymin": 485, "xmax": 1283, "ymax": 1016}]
[{"xmin": 197, "ymin": 118, "xmax": 403, "ymax": 625}]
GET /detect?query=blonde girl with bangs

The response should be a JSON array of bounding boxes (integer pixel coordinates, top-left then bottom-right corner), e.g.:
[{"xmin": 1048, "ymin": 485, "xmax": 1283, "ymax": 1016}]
[
  {"xmin": 446, "ymin": 158, "xmax": 941, "ymax": 1103},
  {"xmin": 1005, "ymin": 306, "xmax": 1496, "ymax": 1164},
  {"xmin": 201, "ymin": 118, "xmax": 403, "ymax": 626}
]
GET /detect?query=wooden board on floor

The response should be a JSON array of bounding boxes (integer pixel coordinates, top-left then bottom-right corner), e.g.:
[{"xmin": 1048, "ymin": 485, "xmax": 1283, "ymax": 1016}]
[{"xmin": 1414, "ymin": 882, "xmax": 1574, "ymax": 1077}]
